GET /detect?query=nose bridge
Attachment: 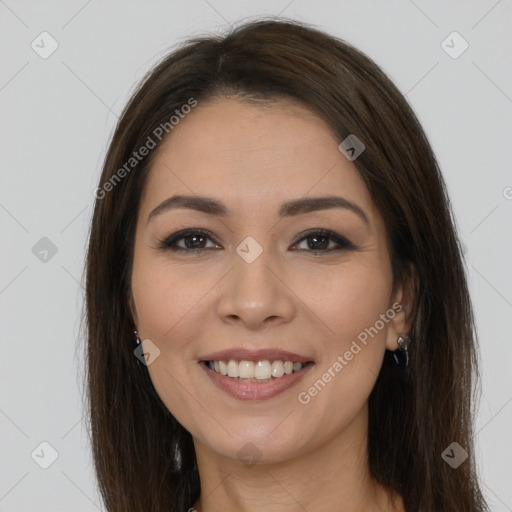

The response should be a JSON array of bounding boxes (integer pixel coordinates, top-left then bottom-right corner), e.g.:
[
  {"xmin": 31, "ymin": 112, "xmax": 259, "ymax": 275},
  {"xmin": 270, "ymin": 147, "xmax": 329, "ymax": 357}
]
[
  {"xmin": 234, "ymin": 243, "xmax": 275, "ymax": 295},
  {"xmin": 217, "ymin": 240, "xmax": 294, "ymax": 328}
]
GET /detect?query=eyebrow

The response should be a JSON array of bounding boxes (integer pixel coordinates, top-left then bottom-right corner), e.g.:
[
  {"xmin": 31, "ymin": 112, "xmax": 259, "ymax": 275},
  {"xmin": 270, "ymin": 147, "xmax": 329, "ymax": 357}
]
[{"xmin": 147, "ymin": 194, "xmax": 369, "ymax": 226}]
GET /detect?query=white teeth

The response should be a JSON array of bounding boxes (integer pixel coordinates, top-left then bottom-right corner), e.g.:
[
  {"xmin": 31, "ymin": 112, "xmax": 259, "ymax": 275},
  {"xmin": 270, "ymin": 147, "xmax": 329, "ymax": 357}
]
[
  {"xmin": 271, "ymin": 360, "xmax": 285, "ymax": 377},
  {"xmin": 227, "ymin": 360, "xmax": 239, "ymax": 378},
  {"xmin": 239, "ymin": 360, "xmax": 254, "ymax": 379},
  {"xmin": 254, "ymin": 360, "xmax": 272, "ymax": 380},
  {"xmin": 207, "ymin": 359, "xmax": 307, "ymax": 380}
]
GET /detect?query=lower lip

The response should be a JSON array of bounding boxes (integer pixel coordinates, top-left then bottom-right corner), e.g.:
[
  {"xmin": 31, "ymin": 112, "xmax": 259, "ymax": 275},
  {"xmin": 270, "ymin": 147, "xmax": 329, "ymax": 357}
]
[{"xmin": 199, "ymin": 361, "xmax": 315, "ymax": 401}]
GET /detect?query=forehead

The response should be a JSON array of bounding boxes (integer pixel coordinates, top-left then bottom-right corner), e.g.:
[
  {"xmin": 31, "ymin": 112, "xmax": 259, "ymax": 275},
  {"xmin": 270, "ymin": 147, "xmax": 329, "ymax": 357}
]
[{"xmin": 140, "ymin": 97, "xmax": 374, "ymax": 220}]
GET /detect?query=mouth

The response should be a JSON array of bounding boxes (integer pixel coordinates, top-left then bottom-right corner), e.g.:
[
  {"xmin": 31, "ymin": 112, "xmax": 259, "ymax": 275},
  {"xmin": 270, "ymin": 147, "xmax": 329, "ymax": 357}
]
[
  {"xmin": 201, "ymin": 359, "xmax": 314, "ymax": 382},
  {"xmin": 198, "ymin": 350, "xmax": 315, "ymax": 400}
]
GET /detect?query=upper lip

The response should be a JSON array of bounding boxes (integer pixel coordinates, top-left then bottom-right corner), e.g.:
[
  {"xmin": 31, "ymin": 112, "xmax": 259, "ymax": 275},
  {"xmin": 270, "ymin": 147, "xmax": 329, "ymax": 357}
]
[{"xmin": 198, "ymin": 348, "xmax": 314, "ymax": 364}]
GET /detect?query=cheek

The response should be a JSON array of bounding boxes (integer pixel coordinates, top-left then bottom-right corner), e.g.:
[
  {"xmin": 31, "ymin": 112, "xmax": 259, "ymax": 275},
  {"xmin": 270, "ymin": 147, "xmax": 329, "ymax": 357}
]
[
  {"xmin": 294, "ymin": 264, "xmax": 392, "ymax": 428},
  {"xmin": 131, "ymin": 254, "xmax": 205, "ymax": 342},
  {"xmin": 297, "ymin": 257, "xmax": 393, "ymax": 349},
  {"xmin": 130, "ymin": 255, "xmax": 217, "ymax": 412},
  {"xmin": 131, "ymin": 260, "xmax": 200, "ymax": 426},
  {"xmin": 303, "ymin": 265, "xmax": 389, "ymax": 375},
  {"xmin": 334, "ymin": 277, "xmax": 391, "ymax": 344}
]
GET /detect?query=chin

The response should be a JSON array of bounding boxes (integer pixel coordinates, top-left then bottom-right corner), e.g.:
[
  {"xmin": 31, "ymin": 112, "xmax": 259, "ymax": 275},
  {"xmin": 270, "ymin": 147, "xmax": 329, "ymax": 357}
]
[{"xmin": 197, "ymin": 422, "xmax": 309, "ymax": 465}]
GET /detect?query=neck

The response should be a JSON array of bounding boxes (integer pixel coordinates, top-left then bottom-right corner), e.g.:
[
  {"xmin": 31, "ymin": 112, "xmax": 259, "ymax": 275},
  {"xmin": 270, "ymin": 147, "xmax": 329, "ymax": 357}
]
[{"xmin": 191, "ymin": 404, "xmax": 403, "ymax": 512}]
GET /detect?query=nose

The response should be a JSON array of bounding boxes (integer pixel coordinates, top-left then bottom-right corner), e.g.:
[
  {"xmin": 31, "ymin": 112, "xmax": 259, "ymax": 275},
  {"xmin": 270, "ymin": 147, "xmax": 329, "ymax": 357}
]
[{"xmin": 216, "ymin": 248, "xmax": 296, "ymax": 331}]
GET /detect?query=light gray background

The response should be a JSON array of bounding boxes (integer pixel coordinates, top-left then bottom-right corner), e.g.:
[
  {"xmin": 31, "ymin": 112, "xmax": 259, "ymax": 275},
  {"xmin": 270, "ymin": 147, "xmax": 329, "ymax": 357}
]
[{"xmin": 1, "ymin": 1, "xmax": 511, "ymax": 511}]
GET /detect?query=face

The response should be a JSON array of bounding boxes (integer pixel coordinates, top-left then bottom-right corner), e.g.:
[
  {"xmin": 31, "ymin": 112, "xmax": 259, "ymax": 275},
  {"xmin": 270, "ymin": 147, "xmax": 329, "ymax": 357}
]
[{"xmin": 129, "ymin": 97, "xmax": 408, "ymax": 464}]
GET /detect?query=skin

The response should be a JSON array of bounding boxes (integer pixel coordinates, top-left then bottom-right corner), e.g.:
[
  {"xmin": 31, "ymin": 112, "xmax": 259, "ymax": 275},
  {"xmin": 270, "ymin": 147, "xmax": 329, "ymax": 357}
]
[{"xmin": 129, "ymin": 97, "xmax": 414, "ymax": 511}]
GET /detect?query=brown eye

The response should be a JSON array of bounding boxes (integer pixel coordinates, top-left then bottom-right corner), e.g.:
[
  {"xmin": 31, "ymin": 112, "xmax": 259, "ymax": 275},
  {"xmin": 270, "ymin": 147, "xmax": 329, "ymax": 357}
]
[
  {"xmin": 157, "ymin": 228, "xmax": 355, "ymax": 254},
  {"xmin": 158, "ymin": 229, "xmax": 221, "ymax": 252},
  {"xmin": 291, "ymin": 230, "xmax": 355, "ymax": 253}
]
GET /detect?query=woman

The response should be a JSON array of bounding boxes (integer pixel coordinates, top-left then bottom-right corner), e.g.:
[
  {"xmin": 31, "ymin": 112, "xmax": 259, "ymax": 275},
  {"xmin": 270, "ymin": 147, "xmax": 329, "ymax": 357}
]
[{"xmin": 84, "ymin": 17, "xmax": 489, "ymax": 511}]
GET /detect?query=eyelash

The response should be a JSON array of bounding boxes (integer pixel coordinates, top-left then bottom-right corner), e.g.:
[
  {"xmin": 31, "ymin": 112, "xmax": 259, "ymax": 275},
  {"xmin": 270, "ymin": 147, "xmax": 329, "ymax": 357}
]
[{"xmin": 156, "ymin": 228, "xmax": 356, "ymax": 255}]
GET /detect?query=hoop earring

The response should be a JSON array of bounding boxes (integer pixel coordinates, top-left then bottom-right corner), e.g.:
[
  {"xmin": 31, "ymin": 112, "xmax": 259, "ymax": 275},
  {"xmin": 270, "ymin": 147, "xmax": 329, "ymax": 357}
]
[{"xmin": 393, "ymin": 335, "xmax": 411, "ymax": 368}]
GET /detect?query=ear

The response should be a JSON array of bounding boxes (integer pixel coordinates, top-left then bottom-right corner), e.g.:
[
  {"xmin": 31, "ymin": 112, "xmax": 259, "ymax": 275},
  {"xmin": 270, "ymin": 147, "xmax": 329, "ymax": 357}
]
[{"xmin": 385, "ymin": 263, "xmax": 416, "ymax": 351}]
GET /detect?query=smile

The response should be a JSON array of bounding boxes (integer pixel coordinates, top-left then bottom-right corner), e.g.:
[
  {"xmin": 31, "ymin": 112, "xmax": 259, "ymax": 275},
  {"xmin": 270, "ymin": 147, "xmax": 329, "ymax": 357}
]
[
  {"xmin": 199, "ymin": 359, "xmax": 315, "ymax": 400},
  {"xmin": 206, "ymin": 359, "xmax": 309, "ymax": 381}
]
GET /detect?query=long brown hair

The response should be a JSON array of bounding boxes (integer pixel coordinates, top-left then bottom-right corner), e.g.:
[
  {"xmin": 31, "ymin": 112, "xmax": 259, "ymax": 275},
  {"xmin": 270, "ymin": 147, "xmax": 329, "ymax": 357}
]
[{"xmin": 83, "ymin": 17, "xmax": 489, "ymax": 511}]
